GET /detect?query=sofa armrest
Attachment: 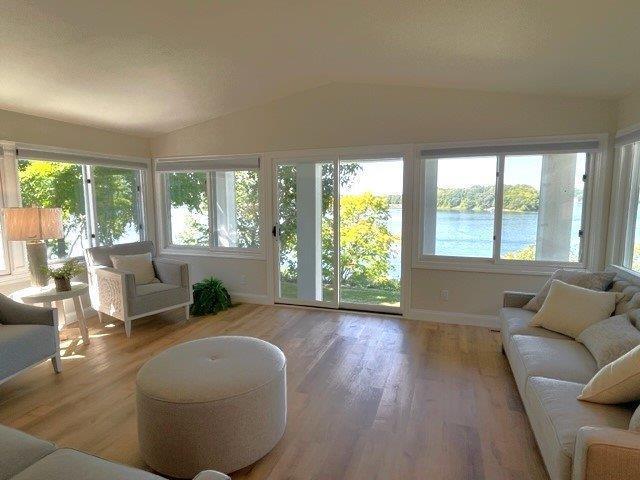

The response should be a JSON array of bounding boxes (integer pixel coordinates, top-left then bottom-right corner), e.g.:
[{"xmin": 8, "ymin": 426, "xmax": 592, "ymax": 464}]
[
  {"xmin": 94, "ymin": 266, "xmax": 136, "ymax": 321},
  {"xmin": 572, "ymin": 426, "xmax": 640, "ymax": 480},
  {"xmin": 153, "ymin": 258, "xmax": 189, "ymax": 288},
  {"xmin": 0, "ymin": 294, "xmax": 57, "ymax": 326},
  {"xmin": 193, "ymin": 471, "xmax": 231, "ymax": 480},
  {"xmin": 502, "ymin": 291, "xmax": 536, "ymax": 308}
]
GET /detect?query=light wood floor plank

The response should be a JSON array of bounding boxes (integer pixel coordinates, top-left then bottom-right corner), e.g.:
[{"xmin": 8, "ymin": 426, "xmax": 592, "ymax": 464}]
[{"xmin": 0, "ymin": 304, "xmax": 548, "ymax": 480}]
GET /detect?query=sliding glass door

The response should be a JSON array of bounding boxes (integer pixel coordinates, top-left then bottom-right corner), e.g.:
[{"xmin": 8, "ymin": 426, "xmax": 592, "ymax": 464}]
[{"xmin": 273, "ymin": 155, "xmax": 403, "ymax": 312}]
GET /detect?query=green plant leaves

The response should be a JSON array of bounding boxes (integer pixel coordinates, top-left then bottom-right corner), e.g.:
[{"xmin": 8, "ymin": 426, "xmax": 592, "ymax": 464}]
[{"xmin": 190, "ymin": 277, "xmax": 232, "ymax": 316}]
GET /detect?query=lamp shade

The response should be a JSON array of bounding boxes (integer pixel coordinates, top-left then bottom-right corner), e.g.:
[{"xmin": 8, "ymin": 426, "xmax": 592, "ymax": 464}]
[{"xmin": 3, "ymin": 207, "xmax": 64, "ymax": 241}]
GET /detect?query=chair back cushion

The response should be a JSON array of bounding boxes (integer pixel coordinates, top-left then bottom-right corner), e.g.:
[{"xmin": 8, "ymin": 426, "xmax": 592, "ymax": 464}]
[{"xmin": 85, "ymin": 241, "xmax": 155, "ymax": 268}]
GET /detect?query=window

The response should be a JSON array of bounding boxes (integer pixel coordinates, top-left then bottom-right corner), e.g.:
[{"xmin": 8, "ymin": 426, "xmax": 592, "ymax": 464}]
[
  {"xmin": 159, "ymin": 159, "xmax": 262, "ymax": 253},
  {"xmin": 613, "ymin": 140, "xmax": 640, "ymax": 272},
  {"xmin": 419, "ymin": 141, "xmax": 597, "ymax": 267},
  {"xmin": 17, "ymin": 156, "xmax": 146, "ymax": 260},
  {"xmin": 422, "ymin": 156, "xmax": 497, "ymax": 258},
  {"xmin": 500, "ymin": 153, "xmax": 586, "ymax": 262}
]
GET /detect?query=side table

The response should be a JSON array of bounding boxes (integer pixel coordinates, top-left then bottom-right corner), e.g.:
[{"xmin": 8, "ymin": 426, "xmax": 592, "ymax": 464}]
[{"xmin": 10, "ymin": 282, "xmax": 90, "ymax": 345}]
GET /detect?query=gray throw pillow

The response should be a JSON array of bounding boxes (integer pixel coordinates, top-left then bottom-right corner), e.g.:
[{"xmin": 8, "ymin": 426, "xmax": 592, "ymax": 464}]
[
  {"xmin": 630, "ymin": 404, "xmax": 640, "ymax": 431},
  {"xmin": 523, "ymin": 269, "xmax": 615, "ymax": 312},
  {"xmin": 577, "ymin": 314, "xmax": 640, "ymax": 369}
]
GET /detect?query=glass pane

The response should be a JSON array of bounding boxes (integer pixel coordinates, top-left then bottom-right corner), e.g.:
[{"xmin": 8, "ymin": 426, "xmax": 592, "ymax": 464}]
[
  {"xmin": 276, "ymin": 162, "xmax": 336, "ymax": 303},
  {"xmin": 423, "ymin": 156, "xmax": 497, "ymax": 258},
  {"xmin": 166, "ymin": 172, "xmax": 209, "ymax": 246},
  {"xmin": 212, "ymin": 170, "xmax": 260, "ymax": 249},
  {"xmin": 339, "ymin": 159, "xmax": 402, "ymax": 307},
  {"xmin": 17, "ymin": 159, "xmax": 87, "ymax": 259},
  {"xmin": 500, "ymin": 153, "xmax": 586, "ymax": 262},
  {"xmin": 93, "ymin": 166, "xmax": 141, "ymax": 246}
]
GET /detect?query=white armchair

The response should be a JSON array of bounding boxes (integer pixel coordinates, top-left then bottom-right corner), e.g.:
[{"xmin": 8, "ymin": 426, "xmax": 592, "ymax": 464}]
[{"xmin": 85, "ymin": 241, "xmax": 192, "ymax": 337}]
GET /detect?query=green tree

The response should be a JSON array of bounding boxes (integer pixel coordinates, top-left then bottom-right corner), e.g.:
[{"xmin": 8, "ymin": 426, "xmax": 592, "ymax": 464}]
[
  {"xmin": 18, "ymin": 160, "xmax": 141, "ymax": 259},
  {"xmin": 503, "ymin": 244, "xmax": 536, "ymax": 260},
  {"xmin": 436, "ymin": 184, "xmax": 539, "ymax": 212}
]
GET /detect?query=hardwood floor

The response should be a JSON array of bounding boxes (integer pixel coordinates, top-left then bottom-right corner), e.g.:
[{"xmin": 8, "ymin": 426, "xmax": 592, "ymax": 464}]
[{"xmin": 0, "ymin": 304, "xmax": 548, "ymax": 480}]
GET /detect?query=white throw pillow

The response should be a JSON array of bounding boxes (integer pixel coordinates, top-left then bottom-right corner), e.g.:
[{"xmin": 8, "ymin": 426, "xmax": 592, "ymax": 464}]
[
  {"xmin": 577, "ymin": 314, "xmax": 640, "ymax": 369},
  {"xmin": 523, "ymin": 269, "xmax": 615, "ymax": 312},
  {"xmin": 579, "ymin": 344, "xmax": 640, "ymax": 404},
  {"xmin": 530, "ymin": 280, "xmax": 622, "ymax": 339},
  {"xmin": 110, "ymin": 253, "xmax": 159, "ymax": 285}
]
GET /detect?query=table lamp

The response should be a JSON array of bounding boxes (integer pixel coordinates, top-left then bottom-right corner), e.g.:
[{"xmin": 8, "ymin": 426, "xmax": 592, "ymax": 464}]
[{"xmin": 3, "ymin": 207, "xmax": 64, "ymax": 287}]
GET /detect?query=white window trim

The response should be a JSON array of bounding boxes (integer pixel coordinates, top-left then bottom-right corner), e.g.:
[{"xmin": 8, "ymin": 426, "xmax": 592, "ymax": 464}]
[
  {"xmin": 412, "ymin": 134, "xmax": 608, "ymax": 274},
  {"xmin": 155, "ymin": 156, "xmax": 266, "ymax": 260}
]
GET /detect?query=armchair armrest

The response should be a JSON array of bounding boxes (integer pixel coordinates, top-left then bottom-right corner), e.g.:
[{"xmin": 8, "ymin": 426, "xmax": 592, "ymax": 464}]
[
  {"xmin": 193, "ymin": 471, "xmax": 231, "ymax": 480},
  {"xmin": 572, "ymin": 426, "xmax": 640, "ymax": 480},
  {"xmin": 93, "ymin": 266, "xmax": 136, "ymax": 321},
  {"xmin": 0, "ymin": 294, "xmax": 57, "ymax": 326},
  {"xmin": 502, "ymin": 291, "xmax": 536, "ymax": 308},
  {"xmin": 153, "ymin": 258, "xmax": 189, "ymax": 287}
]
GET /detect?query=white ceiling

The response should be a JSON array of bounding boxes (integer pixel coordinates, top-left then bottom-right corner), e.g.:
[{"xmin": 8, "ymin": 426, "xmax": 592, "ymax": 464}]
[{"xmin": 1, "ymin": 0, "xmax": 638, "ymax": 137}]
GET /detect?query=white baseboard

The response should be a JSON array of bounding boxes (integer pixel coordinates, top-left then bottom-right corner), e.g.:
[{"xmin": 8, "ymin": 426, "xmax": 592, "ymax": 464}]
[
  {"xmin": 230, "ymin": 292, "xmax": 272, "ymax": 305},
  {"xmin": 405, "ymin": 308, "xmax": 499, "ymax": 329}
]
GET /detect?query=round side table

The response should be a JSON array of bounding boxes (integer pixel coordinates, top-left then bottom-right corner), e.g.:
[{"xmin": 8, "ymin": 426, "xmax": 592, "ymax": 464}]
[{"xmin": 10, "ymin": 282, "xmax": 90, "ymax": 345}]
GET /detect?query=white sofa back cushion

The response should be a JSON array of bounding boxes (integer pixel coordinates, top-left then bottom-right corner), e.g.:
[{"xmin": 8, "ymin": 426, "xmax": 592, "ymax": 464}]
[
  {"xmin": 577, "ymin": 314, "xmax": 640, "ymax": 369},
  {"xmin": 530, "ymin": 280, "xmax": 623, "ymax": 339}
]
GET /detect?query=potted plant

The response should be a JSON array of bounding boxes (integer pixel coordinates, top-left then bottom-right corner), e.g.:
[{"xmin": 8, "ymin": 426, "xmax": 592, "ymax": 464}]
[
  {"xmin": 190, "ymin": 277, "xmax": 232, "ymax": 316},
  {"xmin": 42, "ymin": 259, "xmax": 85, "ymax": 292}
]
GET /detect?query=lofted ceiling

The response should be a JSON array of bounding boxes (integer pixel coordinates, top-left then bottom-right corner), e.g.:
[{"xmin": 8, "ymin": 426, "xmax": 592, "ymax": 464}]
[{"xmin": 0, "ymin": 0, "xmax": 639, "ymax": 137}]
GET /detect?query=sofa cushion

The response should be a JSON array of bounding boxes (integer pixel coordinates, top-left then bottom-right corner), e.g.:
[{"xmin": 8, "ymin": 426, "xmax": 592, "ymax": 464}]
[
  {"xmin": 523, "ymin": 269, "xmax": 615, "ymax": 312},
  {"xmin": 500, "ymin": 307, "xmax": 569, "ymax": 350},
  {"xmin": 10, "ymin": 448, "xmax": 166, "ymax": 480},
  {"xmin": 129, "ymin": 283, "xmax": 189, "ymax": 317},
  {"xmin": 0, "ymin": 325, "xmax": 55, "ymax": 380},
  {"xmin": 577, "ymin": 314, "xmax": 640, "ymax": 369},
  {"xmin": 579, "ymin": 344, "xmax": 640, "ymax": 404},
  {"xmin": 507, "ymin": 335, "xmax": 598, "ymax": 394},
  {"xmin": 609, "ymin": 279, "xmax": 640, "ymax": 315},
  {"xmin": 525, "ymin": 377, "xmax": 633, "ymax": 480},
  {"xmin": 0, "ymin": 424, "xmax": 56, "ymax": 480},
  {"xmin": 530, "ymin": 280, "xmax": 622, "ymax": 339}
]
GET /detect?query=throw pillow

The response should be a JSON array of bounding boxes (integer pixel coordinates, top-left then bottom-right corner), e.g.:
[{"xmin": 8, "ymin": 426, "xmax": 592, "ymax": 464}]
[
  {"xmin": 579, "ymin": 344, "xmax": 640, "ymax": 404},
  {"xmin": 530, "ymin": 280, "xmax": 623, "ymax": 338},
  {"xmin": 523, "ymin": 269, "xmax": 615, "ymax": 312},
  {"xmin": 630, "ymin": 404, "xmax": 640, "ymax": 431},
  {"xmin": 577, "ymin": 314, "xmax": 640, "ymax": 369},
  {"xmin": 110, "ymin": 253, "xmax": 159, "ymax": 285}
]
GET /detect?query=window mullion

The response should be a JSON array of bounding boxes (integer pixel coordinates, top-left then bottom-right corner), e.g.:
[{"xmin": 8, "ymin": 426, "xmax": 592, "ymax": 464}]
[
  {"xmin": 83, "ymin": 165, "xmax": 98, "ymax": 248},
  {"xmin": 207, "ymin": 171, "xmax": 217, "ymax": 248},
  {"xmin": 492, "ymin": 154, "xmax": 505, "ymax": 262}
]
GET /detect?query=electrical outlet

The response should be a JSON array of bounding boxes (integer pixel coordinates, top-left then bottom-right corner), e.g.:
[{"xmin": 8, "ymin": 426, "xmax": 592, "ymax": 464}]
[
  {"xmin": 240, "ymin": 275, "xmax": 247, "ymax": 285},
  {"xmin": 440, "ymin": 289, "xmax": 449, "ymax": 301}
]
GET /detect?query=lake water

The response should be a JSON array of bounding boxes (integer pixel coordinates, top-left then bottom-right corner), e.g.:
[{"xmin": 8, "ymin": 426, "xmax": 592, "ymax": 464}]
[{"xmin": 386, "ymin": 207, "xmax": 582, "ymax": 279}]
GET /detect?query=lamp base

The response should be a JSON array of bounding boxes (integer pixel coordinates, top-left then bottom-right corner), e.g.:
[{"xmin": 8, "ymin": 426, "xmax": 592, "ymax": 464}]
[{"xmin": 26, "ymin": 241, "xmax": 49, "ymax": 287}]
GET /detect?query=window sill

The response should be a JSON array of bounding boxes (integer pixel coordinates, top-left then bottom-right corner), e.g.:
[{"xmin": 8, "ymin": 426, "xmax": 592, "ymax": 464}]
[
  {"xmin": 412, "ymin": 258, "xmax": 585, "ymax": 276},
  {"xmin": 160, "ymin": 246, "xmax": 266, "ymax": 261}
]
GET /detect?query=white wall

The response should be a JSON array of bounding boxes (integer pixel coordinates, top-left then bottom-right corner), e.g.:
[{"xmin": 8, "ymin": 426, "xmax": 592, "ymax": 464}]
[
  {"xmin": 150, "ymin": 82, "xmax": 618, "ymax": 323},
  {"xmin": 0, "ymin": 108, "xmax": 150, "ymax": 158},
  {"xmin": 617, "ymin": 90, "xmax": 640, "ymax": 131}
]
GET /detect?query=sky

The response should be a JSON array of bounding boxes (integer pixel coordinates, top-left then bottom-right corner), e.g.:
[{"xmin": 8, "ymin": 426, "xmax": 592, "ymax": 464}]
[{"xmin": 340, "ymin": 154, "xmax": 586, "ymax": 194}]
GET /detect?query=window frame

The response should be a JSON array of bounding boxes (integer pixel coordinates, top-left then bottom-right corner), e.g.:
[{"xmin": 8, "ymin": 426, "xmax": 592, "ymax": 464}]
[
  {"xmin": 413, "ymin": 138, "xmax": 600, "ymax": 274},
  {"xmin": 16, "ymin": 154, "xmax": 147, "ymax": 262},
  {"xmin": 158, "ymin": 164, "xmax": 265, "ymax": 260}
]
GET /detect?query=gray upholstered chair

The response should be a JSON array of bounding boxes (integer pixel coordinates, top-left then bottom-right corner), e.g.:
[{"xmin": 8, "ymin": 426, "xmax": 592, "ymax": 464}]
[
  {"xmin": 0, "ymin": 295, "xmax": 61, "ymax": 383},
  {"xmin": 84, "ymin": 241, "xmax": 191, "ymax": 338}
]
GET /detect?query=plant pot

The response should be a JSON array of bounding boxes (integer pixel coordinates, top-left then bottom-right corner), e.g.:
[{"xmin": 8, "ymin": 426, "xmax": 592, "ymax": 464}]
[{"xmin": 54, "ymin": 277, "xmax": 71, "ymax": 292}]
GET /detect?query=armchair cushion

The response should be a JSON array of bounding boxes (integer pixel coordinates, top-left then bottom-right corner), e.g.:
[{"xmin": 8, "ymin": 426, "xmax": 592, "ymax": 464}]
[
  {"xmin": 0, "ymin": 295, "xmax": 56, "ymax": 326},
  {"xmin": 85, "ymin": 241, "xmax": 155, "ymax": 268},
  {"xmin": 128, "ymin": 283, "xmax": 189, "ymax": 317},
  {"xmin": 0, "ymin": 325, "xmax": 56, "ymax": 380},
  {"xmin": 153, "ymin": 258, "xmax": 189, "ymax": 287},
  {"xmin": 110, "ymin": 253, "xmax": 158, "ymax": 285}
]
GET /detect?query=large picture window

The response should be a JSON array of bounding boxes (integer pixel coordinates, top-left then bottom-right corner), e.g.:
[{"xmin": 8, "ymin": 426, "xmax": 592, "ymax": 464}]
[
  {"xmin": 419, "ymin": 141, "xmax": 597, "ymax": 267},
  {"xmin": 159, "ymin": 158, "xmax": 262, "ymax": 254},
  {"xmin": 18, "ymin": 156, "xmax": 146, "ymax": 260},
  {"xmin": 613, "ymin": 140, "xmax": 640, "ymax": 272}
]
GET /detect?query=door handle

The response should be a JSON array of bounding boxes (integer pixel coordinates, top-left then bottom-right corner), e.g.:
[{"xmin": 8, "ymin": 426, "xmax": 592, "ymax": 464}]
[{"xmin": 272, "ymin": 225, "xmax": 279, "ymax": 238}]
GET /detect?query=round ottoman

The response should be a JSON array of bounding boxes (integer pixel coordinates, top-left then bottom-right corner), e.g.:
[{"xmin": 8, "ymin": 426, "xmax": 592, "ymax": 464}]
[{"xmin": 136, "ymin": 336, "xmax": 287, "ymax": 478}]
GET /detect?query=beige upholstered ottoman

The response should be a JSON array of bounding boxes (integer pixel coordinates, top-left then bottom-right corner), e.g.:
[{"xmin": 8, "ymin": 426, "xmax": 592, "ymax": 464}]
[{"xmin": 136, "ymin": 336, "xmax": 287, "ymax": 478}]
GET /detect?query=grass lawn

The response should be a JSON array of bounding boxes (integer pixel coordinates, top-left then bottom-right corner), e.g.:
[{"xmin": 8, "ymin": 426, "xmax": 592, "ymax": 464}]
[{"xmin": 280, "ymin": 281, "xmax": 400, "ymax": 307}]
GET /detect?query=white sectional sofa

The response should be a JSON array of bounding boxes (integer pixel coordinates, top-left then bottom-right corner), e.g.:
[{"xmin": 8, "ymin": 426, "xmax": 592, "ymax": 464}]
[
  {"xmin": 0, "ymin": 424, "xmax": 229, "ymax": 480},
  {"xmin": 500, "ymin": 275, "xmax": 640, "ymax": 480}
]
